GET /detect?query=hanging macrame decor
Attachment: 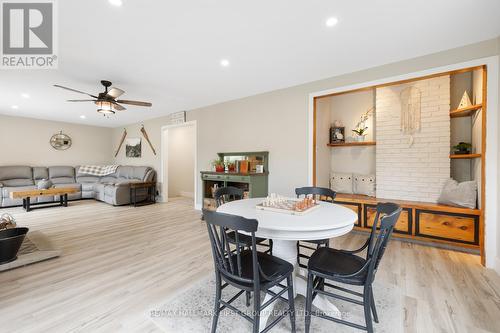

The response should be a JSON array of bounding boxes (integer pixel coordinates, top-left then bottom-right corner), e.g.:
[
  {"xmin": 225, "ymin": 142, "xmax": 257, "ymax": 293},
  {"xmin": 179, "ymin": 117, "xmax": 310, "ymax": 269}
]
[{"xmin": 400, "ymin": 86, "xmax": 421, "ymax": 146}]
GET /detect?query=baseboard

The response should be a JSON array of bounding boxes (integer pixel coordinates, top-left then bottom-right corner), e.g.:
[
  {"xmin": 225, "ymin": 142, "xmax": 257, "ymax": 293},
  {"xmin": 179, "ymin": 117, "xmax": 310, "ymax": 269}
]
[
  {"xmin": 180, "ymin": 191, "xmax": 194, "ymax": 199},
  {"xmin": 195, "ymin": 203, "xmax": 202, "ymax": 211}
]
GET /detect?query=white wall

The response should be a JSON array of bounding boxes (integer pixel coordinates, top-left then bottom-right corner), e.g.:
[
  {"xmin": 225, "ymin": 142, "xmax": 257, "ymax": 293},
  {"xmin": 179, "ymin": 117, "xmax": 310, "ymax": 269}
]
[
  {"xmin": 167, "ymin": 125, "xmax": 195, "ymax": 198},
  {"xmin": 376, "ymin": 76, "xmax": 451, "ymax": 202},
  {"xmin": 0, "ymin": 114, "xmax": 112, "ymax": 166},
  {"xmin": 328, "ymin": 90, "xmax": 376, "ymax": 176}
]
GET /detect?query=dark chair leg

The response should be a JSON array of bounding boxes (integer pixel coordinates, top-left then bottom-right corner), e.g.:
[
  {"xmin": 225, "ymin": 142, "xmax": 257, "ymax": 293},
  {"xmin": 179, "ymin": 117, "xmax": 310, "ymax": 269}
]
[
  {"xmin": 370, "ymin": 288, "xmax": 379, "ymax": 323},
  {"xmin": 211, "ymin": 273, "xmax": 222, "ymax": 333},
  {"xmin": 269, "ymin": 239, "xmax": 273, "ymax": 255},
  {"xmin": 325, "ymin": 239, "xmax": 330, "ymax": 248},
  {"xmin": 286, "ymin": 276, "xmax": 296, "ymax": 332},
  {"xmin": 363, "ymin": 285, "xmax": 374, "ymax": 333},
  {"xmin": 246, "ymin": 291, "xmax": 251, "ymax": 307},
  {"xmin": 253, "ymin": 287, "xmax": 261, "ymax": 333},
  {"xmin": 305, "ymin": 273, "xmax": 314, "ymax": 333}
]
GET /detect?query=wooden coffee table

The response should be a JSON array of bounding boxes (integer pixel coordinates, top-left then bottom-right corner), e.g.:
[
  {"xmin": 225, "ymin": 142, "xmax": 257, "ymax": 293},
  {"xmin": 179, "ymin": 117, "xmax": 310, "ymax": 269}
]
[{"xmin": 9, "ymin": 187, "xmax": 78, "ymax": 212}]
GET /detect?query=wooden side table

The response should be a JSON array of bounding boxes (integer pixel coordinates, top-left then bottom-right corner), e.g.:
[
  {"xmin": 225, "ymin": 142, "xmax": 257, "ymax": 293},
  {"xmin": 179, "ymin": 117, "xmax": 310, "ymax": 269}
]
[{"xmin": 129, "ymin": 182, "xmax": 156, "ymax": 207}]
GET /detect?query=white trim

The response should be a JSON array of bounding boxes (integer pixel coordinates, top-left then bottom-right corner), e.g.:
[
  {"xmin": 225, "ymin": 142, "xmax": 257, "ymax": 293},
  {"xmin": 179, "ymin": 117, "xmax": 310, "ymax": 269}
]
[
  {"xmin": 160, "ymin": 120, "xmax": 198, "ymax": 209},
  {"xmin": 495, "ymin": 257, "xmax": 500, "ymax": 275},
  {"xmin": 307, "ymin": 56, "xmax": 499, "ymax": 269},
  {"xmin": 195, "ymin": 203, "xmax": 202, "ymax": 211}
]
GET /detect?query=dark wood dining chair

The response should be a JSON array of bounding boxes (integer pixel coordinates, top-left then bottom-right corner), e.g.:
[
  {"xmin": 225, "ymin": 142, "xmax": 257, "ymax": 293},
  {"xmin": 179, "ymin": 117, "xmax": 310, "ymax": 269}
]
[
  {"xmin": 214, "ymin": 187, "xmax": 273, "ymax": 255},
  {"xmin": 203, "ymin": 209, "xmax": 296, "ymax": 333},
  {"xmin": 295, "ymin": 187, "xmax": 337, "ymax": 269},
  {"xmin": 304, "ymin": 202, "xmax": 401, "ymax": 333}
]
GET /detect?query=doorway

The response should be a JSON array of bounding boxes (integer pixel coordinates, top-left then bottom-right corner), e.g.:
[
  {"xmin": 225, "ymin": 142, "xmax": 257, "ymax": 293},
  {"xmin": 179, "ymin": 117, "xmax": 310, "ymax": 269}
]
[{"xmin": 161, "ymin": 121, "xmax": 197, "ymax": 207}]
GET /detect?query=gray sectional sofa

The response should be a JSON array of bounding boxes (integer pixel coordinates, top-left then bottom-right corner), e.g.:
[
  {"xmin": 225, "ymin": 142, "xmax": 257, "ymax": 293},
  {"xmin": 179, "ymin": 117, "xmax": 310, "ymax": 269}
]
[{"xmin": 0, "ymin": 165, "xmax": 156, "ymax": 207}]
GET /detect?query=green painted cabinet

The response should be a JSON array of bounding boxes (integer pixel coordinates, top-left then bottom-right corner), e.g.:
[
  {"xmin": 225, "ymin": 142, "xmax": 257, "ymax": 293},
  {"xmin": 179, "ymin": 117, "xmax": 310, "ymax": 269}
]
[{"xmin": 201, "ymin": 151, "xmax": 269, "ymax": 210}]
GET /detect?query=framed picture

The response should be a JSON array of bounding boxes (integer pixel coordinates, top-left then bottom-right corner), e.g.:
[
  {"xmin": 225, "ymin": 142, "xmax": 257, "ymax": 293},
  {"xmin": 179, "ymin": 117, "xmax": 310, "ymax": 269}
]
[
  {"xmin": 125, "ymin": 138, "xmax": 142, "ymax": 157},
  {"xmin": 330, "ymin": 127, "xmax": 345, "ymax": 143}
]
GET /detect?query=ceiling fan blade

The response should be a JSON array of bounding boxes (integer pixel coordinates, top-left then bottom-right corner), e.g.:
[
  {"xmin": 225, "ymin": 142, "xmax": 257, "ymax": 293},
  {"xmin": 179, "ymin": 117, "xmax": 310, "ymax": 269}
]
[
  {"xmin": 106, "ymin": 87, "xmax": 125, "ymax": 99},
  {"xmin": 67, "ymin": 99, "xmax": 97, "ymax": 102},
  {"xmin": 54, "ymin": 85, "xmax": 98, "ymax": 98},
  {"xmin": 112, "ymin": 102, "xmax": 127, "ymax": 111},
  {"xmin": 116, "ymin": 99, "xmax": 152, "ymax": 107}
]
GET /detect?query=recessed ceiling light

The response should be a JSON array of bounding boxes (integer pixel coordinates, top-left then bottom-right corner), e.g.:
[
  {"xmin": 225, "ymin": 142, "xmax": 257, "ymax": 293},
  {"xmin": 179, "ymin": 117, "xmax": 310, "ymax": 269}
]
[
  {"xmin": 220, "ymin": 59, "xmax": 230, "ymax": 67},
  {"xmin": 326, "ymin": 17, "xmax": 339, "ymax": 27},
  {"xmin": 11, "ymin": 105, "xmax": 19, "ymax": 109},
  {"xmin": 80, "ymin": 115, "xmax": 86, "ymax": 119},
  {"xmin": 108, "ymin": 0, "xmax": 123, "ymax": 7},
  {"xmin": 21, "ymin": 93, "xmax": 30, "ymax": 99}
]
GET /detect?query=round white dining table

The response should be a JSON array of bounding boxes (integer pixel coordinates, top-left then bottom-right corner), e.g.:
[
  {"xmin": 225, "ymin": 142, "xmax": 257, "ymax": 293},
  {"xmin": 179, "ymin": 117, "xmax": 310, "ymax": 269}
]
[{"xmin": 217, "ymin": 197, "xmax": 357, "ymax": 330}]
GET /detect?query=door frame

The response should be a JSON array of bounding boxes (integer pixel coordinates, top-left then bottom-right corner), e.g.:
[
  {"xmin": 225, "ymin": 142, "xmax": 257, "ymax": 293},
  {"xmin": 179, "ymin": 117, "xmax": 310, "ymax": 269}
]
[
  {"xmin": 160, "ymin": 120, "xmax": 197, "ymax": 208},
  {"xmin": 307, "ymin": 56, "xmax": 499, "ymax": 270}
]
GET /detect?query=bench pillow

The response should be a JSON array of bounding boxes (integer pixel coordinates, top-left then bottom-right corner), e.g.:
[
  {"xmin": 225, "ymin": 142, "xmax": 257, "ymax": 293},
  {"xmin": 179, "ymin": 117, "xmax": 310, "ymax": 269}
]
[
  {"xmin": 330, "ymin": 172, "xmax": 353, "ymax": 194},
  {"xmin": 353, "ymin": 174, "xmax": 376, "ymax": 197},
  {"xmin": 437, "ymin": 179, "xmax": 477, "ymax": 209}
]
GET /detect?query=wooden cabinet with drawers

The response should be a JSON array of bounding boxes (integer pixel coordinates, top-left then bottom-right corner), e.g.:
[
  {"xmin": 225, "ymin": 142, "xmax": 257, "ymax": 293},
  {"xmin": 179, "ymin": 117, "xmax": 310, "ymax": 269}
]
[
  {"xmin": 334, "ymin": 193, "xmax": 481, "ymax": 252},
  {"xmin": 365, "ymin": 205, "xmax": 412, "ymax": 234},
  {"xmin": 415, "ymin": 210, "xmax": 479, "ymax": 245}
]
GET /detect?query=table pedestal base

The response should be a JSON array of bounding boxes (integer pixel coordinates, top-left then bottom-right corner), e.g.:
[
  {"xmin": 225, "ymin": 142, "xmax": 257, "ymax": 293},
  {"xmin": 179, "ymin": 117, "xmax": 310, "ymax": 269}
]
[{"xmin": 258, "ymin": 239, "xmax": 341, "ymax": 331}]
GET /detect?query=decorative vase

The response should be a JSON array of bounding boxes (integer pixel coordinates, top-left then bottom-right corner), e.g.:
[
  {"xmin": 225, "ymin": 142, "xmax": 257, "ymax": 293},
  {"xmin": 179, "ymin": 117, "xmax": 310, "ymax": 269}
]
[
  {"xmin": 356, "ymin": 135, "xmax": 365, "ymax": 142},
  {"xmin": 215, "ymin": 165, "xmax": 224, "ymax": 173}
]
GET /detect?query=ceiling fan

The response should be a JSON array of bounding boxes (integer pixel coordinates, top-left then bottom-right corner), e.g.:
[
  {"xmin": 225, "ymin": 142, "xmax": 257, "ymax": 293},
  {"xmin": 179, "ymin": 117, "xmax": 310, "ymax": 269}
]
[{"xmin": 54, "ymin": 80, "xmax": 152, "ymax": 114}]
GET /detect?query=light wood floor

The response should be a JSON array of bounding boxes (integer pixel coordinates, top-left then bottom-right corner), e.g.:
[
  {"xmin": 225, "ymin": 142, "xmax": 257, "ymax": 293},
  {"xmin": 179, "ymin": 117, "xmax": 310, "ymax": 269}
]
[{"xmin": 0, "ymin": 198, "xmax": 499, "ymax": 333}]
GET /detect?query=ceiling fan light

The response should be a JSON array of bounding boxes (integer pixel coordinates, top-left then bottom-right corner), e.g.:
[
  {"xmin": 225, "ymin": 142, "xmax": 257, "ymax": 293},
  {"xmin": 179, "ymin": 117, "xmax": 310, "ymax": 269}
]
[
  {"xmin": 97, "ymin": 108, "xmax": 115, "ymax": 115},
  {"xmin": 95, "ymin": 100, "xmax": 116, "ymax": 114}
]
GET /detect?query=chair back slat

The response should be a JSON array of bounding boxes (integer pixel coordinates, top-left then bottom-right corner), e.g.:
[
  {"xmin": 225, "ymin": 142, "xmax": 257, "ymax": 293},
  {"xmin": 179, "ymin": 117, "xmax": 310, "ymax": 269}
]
[
  {"xmin": 367, "ymin": 204, "xmax": 401, "ymax": 281},
  {"xmin": 367, "ymin": 202, "xmax": 400, "ymax": 255},
  {"xmin": 204, "ymin": 210, "xmax": 259, "ymax": 285},
  {"xmin": 214, "ymin": 186, "xmax": 244, "ymax": 207},
  {"xmin": 295, "ymin": 186, "xmax": 336, "ymax": 203}
]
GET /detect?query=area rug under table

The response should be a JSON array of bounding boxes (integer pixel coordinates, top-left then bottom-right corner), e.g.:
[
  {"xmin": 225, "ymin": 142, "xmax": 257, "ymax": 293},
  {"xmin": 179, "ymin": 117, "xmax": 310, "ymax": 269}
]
[
  {"xmin": 0, "ymin": 231, "xmax": 61, "ymax": 272},
  {"xmin": 149, "ymin": 276, "xmax": 402, "ymax": 332}
]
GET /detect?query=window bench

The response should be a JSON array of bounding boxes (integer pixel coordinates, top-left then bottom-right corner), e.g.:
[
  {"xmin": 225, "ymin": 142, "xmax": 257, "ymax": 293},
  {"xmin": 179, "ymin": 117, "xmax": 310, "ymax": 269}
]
[{"xmin": 334, "ymin": 193, "xmax": 481, "ymax": 253}]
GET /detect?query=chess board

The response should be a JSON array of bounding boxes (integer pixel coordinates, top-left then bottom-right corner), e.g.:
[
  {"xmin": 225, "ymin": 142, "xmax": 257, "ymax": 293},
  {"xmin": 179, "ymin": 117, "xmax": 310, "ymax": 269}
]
[{"xmin": 256, "ymin": 200, "xmax": 320, "ymax": 216}]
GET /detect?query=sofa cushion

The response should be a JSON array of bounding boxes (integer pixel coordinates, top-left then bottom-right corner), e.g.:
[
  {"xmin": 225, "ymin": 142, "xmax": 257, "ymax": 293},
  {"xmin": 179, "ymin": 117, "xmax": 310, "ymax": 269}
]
[
  {"xmin": 117, "ymin": 166, "xmax": 135, "ymax": 179},
  {"xmin": 77, "ymin": 175, "xmax": 101, "ymax": 183},
  {"xmin": 33, "ymin": 167, "xmax": 49, "ymax": 181},
  {"xmin": 49, "ymin": 166, "xmax": 76, "ymax": 184},
  {"xmin": 0, "ymin": 166, "xmax": 34, "ymax": 186},
  {"xmin": 53, "ymin": 183, "xmax": 82, "ymax": 200}
]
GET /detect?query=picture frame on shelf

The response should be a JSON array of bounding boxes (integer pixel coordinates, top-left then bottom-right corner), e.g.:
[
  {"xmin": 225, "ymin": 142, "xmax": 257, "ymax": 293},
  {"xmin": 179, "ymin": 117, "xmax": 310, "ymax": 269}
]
[{"xmin": 330, "ymin": 126, "xmax": 345, "ymax": 143}]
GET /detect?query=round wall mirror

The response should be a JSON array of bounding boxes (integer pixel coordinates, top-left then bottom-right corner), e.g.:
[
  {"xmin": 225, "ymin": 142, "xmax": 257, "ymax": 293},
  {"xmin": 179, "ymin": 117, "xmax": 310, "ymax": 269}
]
[{"xmin": 50, "ymin": 131, "xmax": 72, "ymax": 150}]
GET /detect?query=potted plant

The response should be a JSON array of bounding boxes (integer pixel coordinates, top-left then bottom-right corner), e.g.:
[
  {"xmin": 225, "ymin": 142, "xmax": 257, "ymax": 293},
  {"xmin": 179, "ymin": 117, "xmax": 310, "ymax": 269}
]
[
  {"xmin": 453, "ymin": 142, "xmax": 472, "ymax": 155},
  {"xmin": 212, "ymin": 158, "xmax": 225, "ymax": 172},
  {"xmin": 352, "ymin": 127, "xmax": 368, "ymax": 142}
]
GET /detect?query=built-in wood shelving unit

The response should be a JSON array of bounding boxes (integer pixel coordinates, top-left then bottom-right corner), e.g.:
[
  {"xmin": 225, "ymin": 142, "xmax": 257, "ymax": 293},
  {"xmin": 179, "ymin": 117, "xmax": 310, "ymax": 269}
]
[
  {"xmin": 449, "ymin": 104, "xmax": 482, "ymax": 118},
  {"xmin": 449, "ymin": 153, "xmax": 481, "ymax": 159},
  {"xmin": 327, "ymin": 141, "xmax": 376, "ymax": 147}
]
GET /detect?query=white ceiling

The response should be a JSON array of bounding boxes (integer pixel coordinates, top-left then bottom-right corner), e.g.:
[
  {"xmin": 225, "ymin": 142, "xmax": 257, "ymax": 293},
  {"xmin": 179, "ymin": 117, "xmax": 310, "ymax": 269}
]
[{"xmin": 1, "ymin": 0, "xmax": 499, "ymax": 127}]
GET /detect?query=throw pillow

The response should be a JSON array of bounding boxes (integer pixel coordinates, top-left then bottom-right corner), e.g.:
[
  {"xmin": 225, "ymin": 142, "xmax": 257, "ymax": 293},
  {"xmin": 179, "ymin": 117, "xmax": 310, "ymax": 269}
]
[
  {"xmin": 353, "ymin": 174, "xmax": 376, "ymax": 197},
  {"xmin": 37, "ymin": 179, "xmax": 53, "ymax": 190},
  {"xmin": 330, "ymin": 172, "xmax": 353, "ymax": 194},
  {"xmin": 438, "ymin": 179, "xmax": 477, "ymax": 209}
]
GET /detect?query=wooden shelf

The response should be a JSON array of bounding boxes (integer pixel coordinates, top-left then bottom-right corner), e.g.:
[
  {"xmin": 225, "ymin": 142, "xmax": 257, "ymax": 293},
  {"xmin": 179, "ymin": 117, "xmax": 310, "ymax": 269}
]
[
  {"xmin": 450, "ymin": 104, "xmax": 482, "ymax": 118},
  {"xmin": 449, "ymin": 154, "xmax": 481, "ymax": 159},
  {"xmin": 327, "ymin": 141, "xmax": 376, "ymax": 147}
]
